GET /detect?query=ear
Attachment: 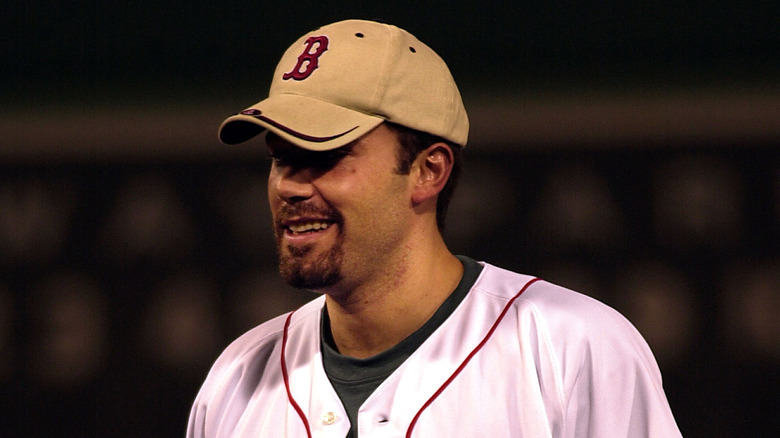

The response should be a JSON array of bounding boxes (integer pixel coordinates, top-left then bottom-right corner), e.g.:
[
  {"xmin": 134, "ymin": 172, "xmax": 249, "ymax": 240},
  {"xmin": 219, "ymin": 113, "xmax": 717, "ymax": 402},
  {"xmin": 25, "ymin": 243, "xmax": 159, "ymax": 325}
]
[{"xmin": 411, "ymin": 142, "xmax": 454, "ymax": 205}]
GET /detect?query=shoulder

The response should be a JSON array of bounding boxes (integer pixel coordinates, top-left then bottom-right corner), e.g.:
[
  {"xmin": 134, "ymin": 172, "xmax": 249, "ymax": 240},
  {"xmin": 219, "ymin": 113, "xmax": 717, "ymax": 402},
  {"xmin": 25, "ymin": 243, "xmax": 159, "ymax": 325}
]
[
  {"xmin": 474, "ymin": 262, "xmax": 637, "ymax": 330},
  {"xmin": 194, "ymin": 295, "xmax": 325, "ymax": 401},
  {"xmin": 467, "ymin": 262, "xmax": 681, "ymax": 436},
  {"xmin": 187, "ymin": 296, "xmax": 326, "ymax": 437},
  {"xmin": 473, "ymin": 262, "xmax": 659, "ymax": 370},
  {"xmin": 223, "ymin": 297, "xmax": 319, "ymax": 359}
]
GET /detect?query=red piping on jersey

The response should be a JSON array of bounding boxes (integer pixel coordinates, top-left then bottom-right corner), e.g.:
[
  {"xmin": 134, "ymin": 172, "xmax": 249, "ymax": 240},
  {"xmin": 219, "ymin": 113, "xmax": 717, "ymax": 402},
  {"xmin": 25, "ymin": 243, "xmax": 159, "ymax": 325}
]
[
  {"xmin": 281, "ymin": 311, "xmax": 313, "ymax": 438},
  {"xmin": 405, "ymin": 277, "xmax": 542, "ymax": 438},
  {"xmin": 280, "ymin": 277, "xmax": 542, "ymax": 438}
]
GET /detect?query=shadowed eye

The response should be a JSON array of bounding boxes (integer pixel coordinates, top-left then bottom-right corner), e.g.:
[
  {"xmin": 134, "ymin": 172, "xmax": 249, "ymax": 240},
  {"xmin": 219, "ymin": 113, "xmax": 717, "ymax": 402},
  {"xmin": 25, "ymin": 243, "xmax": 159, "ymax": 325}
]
[{"xmin": 269, "ymin": 147, "xmax": 352, "ymax": 171}]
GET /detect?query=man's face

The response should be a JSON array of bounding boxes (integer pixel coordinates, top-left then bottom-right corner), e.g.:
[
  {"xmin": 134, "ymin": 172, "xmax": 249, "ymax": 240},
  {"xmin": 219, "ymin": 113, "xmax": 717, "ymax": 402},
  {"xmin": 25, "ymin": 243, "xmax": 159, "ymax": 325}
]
[{"xmin": 266, "ymin": 124, "xmax": 413, "ymax": 293}]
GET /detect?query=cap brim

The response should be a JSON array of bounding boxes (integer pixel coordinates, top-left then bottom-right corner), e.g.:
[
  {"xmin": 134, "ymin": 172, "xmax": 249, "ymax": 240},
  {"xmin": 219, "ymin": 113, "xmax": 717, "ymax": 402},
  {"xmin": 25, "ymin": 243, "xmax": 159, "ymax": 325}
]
[{"xmin": 218, "ymin": 94, "xmax": 384, "ymax": 151}]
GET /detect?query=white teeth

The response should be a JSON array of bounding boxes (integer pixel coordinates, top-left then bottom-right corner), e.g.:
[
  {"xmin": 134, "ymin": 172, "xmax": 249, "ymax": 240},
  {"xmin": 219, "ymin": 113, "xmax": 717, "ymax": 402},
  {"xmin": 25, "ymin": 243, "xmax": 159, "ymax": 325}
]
[{"xmin": 288, "ymin": 221, "xmax": 330, "ymax": 234}]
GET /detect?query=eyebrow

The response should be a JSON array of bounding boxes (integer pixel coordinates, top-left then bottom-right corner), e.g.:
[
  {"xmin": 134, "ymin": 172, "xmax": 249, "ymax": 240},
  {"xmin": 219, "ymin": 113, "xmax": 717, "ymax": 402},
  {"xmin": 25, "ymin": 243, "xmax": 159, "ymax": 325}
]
[{"xmin": 265, "ymin": 132, "xmax": 358, "ymax": 155}]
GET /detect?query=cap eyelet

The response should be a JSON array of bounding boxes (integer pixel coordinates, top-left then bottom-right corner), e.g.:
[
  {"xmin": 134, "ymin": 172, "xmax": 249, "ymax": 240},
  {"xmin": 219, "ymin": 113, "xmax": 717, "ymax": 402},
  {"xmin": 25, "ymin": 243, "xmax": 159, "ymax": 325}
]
[
  {"xmin": 409, "ymin": 46, "xmax": 416, "ymax": 53},
  {"xmin": 355, "ymin": 33, "xmax": 364, "ymax": 38}
]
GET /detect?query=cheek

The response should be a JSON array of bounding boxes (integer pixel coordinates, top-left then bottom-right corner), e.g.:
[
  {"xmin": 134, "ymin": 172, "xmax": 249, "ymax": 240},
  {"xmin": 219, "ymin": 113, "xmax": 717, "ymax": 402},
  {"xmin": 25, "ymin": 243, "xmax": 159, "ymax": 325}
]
[
  {"xmin": 266, "ymin": 175, "xmax": 275, "ymax": 202},
  {"xmin": 345, "ymin": 177, "xmax": 410, "ymax": 229},
  {"xmin": 267, "ymin": 175, "xmax": 282, "ymax": 213}
]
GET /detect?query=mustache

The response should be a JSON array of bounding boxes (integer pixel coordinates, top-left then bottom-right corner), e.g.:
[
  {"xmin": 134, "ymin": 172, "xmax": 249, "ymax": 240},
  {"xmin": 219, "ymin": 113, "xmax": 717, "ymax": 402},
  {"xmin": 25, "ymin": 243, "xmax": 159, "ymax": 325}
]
[{"xmin": 275, "ymin": 202, "xmax": 343, "ymax": 224}]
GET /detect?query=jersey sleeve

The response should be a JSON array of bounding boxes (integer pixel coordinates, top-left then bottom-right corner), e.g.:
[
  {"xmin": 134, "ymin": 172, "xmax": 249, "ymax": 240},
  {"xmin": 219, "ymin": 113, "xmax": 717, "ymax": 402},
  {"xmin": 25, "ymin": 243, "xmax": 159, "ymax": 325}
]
[
  {"xmin": 186, "ymin": 337, "xmax": 277, "ymax": 438},
  {"xmin": 185, "ymin": 313, "xmax": 290, "ymax": 438},
  {"xmin": 523, "ymin": 282, "xmax": 683, "ymax": 438}
]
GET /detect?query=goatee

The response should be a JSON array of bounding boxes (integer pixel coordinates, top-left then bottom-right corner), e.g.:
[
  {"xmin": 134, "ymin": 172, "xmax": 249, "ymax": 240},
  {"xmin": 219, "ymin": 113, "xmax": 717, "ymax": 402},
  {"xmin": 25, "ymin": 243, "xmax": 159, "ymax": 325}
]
[
  {"xmin": 274, "ymin": 203, "xmax": 345, "ymax": 290},
  {"xmin": 278, "ymin": 241, "xmax": 344, "ymax": 289}
]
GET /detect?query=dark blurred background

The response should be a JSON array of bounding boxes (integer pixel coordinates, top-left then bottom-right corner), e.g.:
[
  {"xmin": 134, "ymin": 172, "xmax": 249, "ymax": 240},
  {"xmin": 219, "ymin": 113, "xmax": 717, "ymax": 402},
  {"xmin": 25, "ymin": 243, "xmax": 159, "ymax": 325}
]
[{"xmin": 1, "ymin": 1, "xmax": 778, "ymax": 437}]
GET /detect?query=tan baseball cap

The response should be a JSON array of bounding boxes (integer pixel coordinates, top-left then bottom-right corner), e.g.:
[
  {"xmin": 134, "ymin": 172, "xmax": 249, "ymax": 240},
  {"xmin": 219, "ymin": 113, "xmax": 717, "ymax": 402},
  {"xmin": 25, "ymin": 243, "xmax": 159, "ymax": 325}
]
[{"xmin": 218, "ymin": 19, "xmax": 469, "ymax": 150}]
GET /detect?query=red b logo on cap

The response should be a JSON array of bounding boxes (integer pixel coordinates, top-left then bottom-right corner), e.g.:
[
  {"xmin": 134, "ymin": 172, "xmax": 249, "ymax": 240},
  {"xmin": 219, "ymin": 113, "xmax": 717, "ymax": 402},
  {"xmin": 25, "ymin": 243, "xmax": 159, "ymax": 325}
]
[{"xmin": 283, "ymin": 35, "xmax": 329, "ymax": 81}]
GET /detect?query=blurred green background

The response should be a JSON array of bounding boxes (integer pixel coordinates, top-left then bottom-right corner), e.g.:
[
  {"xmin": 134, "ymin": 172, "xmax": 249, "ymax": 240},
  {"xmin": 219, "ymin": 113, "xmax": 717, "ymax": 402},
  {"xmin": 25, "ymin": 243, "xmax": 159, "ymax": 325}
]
[{"xmin": 1, "ymin": 1, "xmax": 778, "ymax": 437}]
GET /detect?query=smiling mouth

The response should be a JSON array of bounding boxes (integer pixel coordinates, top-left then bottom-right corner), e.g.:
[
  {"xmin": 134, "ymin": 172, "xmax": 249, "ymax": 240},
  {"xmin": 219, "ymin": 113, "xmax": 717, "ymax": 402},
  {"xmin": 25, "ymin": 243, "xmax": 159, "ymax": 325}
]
[{"xmin": 286, "ymin": 220, "xmax": 333, "ymax": 235}]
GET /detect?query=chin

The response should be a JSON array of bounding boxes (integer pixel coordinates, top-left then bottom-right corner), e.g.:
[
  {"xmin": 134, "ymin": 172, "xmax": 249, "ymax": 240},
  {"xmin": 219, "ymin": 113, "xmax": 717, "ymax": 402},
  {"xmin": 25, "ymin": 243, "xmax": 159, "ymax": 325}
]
[{"xmin": 278, "ymin": 246, "xmax": 344, "ymax": 290}]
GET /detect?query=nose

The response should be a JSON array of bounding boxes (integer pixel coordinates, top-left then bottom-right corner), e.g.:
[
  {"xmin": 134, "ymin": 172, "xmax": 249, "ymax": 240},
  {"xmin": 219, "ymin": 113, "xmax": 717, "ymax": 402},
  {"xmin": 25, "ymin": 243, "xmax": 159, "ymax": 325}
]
[{"xmin": 270, "ymin": 165, "xmax": 316, "ymax": 204}]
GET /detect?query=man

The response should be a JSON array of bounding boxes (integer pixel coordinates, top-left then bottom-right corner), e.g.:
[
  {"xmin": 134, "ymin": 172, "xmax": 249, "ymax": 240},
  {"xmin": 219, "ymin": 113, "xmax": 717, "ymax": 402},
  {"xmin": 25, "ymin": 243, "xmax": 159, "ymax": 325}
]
[{"xmin": 188, "ymin": 19, "xmax": 683, "ymax": 437}]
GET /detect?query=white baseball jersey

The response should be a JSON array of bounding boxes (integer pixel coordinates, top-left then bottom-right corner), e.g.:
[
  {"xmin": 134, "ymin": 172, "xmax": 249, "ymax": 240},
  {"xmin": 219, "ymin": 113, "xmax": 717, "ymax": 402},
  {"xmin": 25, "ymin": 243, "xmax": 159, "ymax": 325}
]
[{"xmin": 187, "ymin": 262, "xmax": 682, "ymax": 437}]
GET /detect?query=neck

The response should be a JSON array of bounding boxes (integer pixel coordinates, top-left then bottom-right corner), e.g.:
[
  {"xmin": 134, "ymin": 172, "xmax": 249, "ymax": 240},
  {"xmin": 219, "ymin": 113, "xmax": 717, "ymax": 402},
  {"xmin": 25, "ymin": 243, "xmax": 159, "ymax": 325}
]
[{"xmin": 323, "ymin": 237, "xmax": 463, "ymax": 359}]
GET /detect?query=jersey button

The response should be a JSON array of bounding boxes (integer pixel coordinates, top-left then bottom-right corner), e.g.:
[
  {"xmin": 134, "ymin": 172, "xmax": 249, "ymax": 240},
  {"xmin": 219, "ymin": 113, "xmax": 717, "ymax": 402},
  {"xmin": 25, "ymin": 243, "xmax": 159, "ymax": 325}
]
[{"xmin": 322, "ymin": 411, "xmax": 337, "ymax": 425}]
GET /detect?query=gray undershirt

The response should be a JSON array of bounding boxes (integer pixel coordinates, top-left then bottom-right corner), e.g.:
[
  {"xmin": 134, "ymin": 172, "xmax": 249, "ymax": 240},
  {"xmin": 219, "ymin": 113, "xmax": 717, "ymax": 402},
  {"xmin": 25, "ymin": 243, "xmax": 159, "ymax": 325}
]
[{"xmin": 320, "ymin": 256, "xmax": 483, "ymax": 438}]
